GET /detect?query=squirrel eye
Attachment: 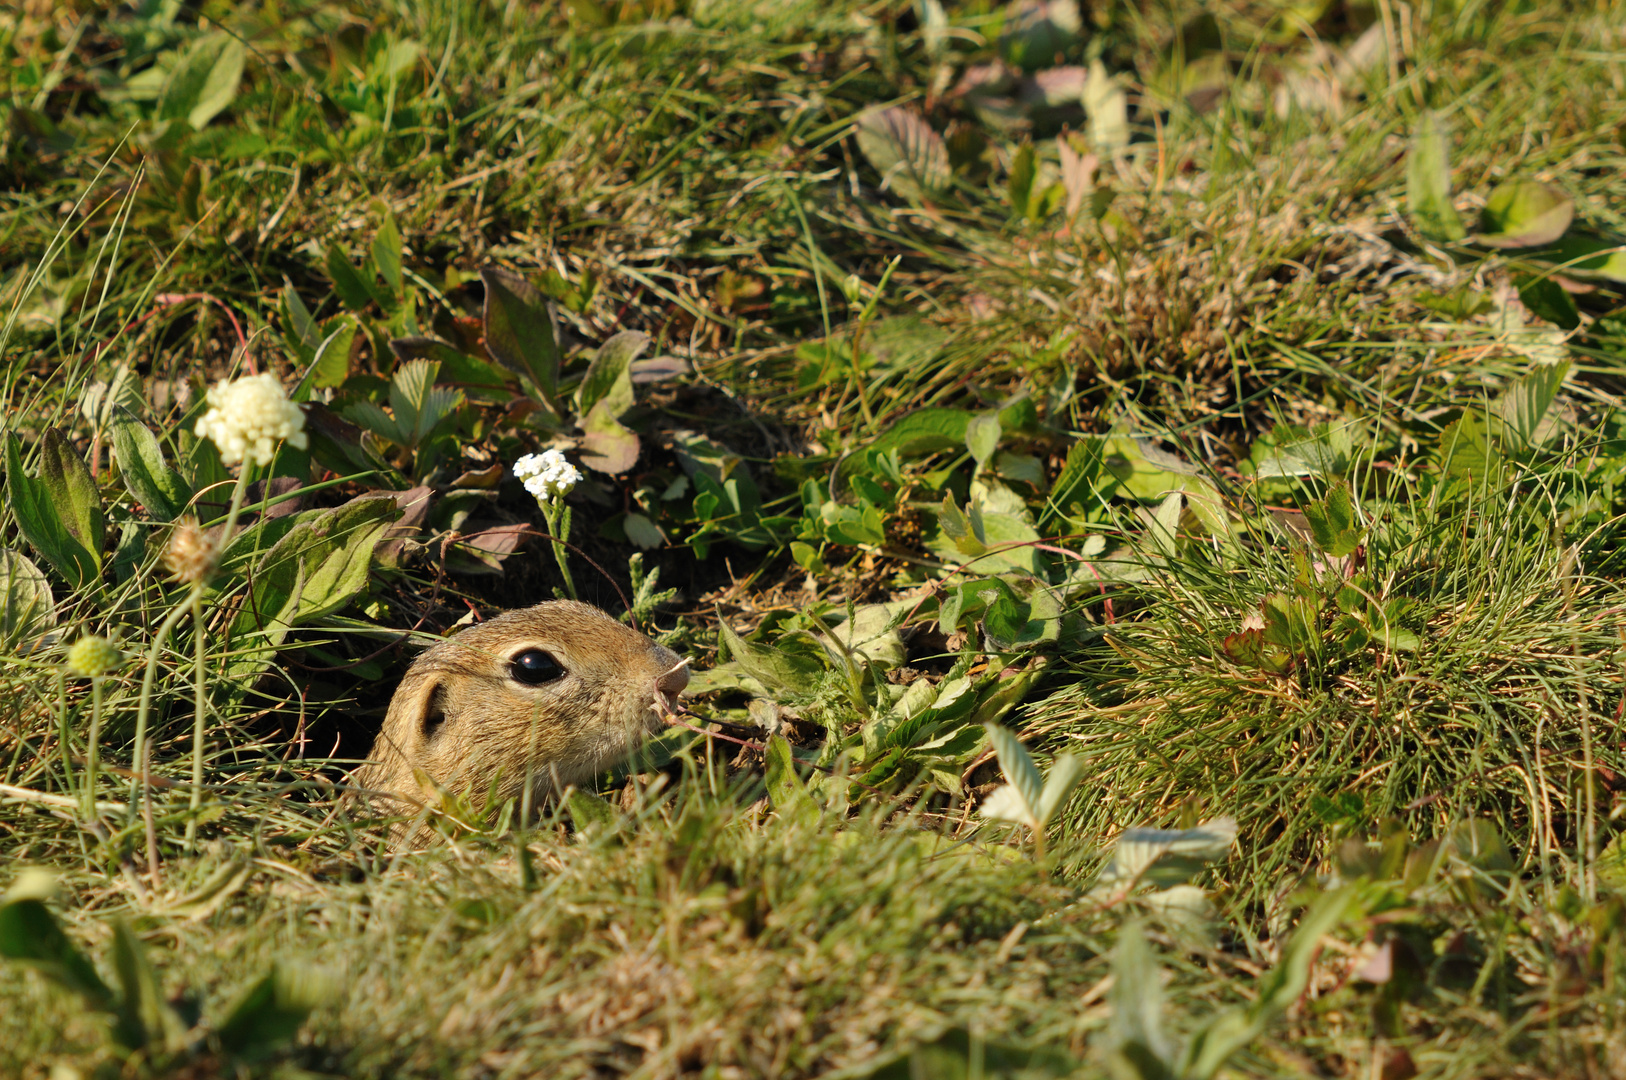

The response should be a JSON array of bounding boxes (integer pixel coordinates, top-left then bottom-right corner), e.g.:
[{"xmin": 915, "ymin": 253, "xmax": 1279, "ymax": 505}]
[{"xmin": 509, "ymin": 648, "xmax": 564, "ymax": 685}]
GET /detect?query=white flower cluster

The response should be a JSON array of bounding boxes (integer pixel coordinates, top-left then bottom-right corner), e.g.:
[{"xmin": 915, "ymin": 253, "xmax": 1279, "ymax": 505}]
[
  {"xmin": 513, "ymin": 448, "xmax": 583, "ymax": 505},
  {"xmin": 193, "ymin": 373, "xmax": 308, "ymax": 468}
]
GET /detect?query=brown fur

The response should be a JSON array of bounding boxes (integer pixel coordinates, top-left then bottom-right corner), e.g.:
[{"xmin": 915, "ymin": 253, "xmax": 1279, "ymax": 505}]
[{"xmin": 353, "ymin": 601, "xmax": 687, "ymax": 836}]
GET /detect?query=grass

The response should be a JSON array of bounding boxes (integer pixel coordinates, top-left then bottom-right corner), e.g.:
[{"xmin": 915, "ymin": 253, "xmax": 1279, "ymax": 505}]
[{"xmin": 4, "ymin": 0, "xmax": 1626, "ymax": 1076}]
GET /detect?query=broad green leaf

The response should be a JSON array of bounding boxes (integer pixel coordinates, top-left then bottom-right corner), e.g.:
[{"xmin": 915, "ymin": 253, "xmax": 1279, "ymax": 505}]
[
  {"xmin": 1045, "ymin": 437, "xmax": 1105, "ymax": 523},
  {"xmin": 855, "ymin": 107, "xmax": 950, "ymax": 199},
  {"xmin": 858, "ymin": 408, "xmax": 972, "ymax": 467},
  {"xmin": 575, "ymin": 331, "xmax": 648, "ymax": 417},
  {"xmin": 717, "ymin": 618, "xmax": 824, "ymax": 695},
  {"xmin": 0, "ymin": 896, "xmax": 113, "ymax": 1012},
  {"xmin": 482, "ymin": 266, "xmax": 560, "ymax": 398},
  {"xmin": 217, "ymin": 962, "xmax": 335, "ymax": 1060},
  {"xmin": 157, "ymin": 34, "xmax": 245, "ymax": 129},
  {"xmin": 1178, "ymin": 886, "xmax": 1358, "ymax": 1080},
  {"xmin": 764, "ymin": 735, "xmax": 821, "ymax": 827},
  {"xmin": 1438, "ymin": 411, "xmax": 1497, "ymax": 481},
  {"xmin": 1445, "ymin": 818, "xmax": 1514, "ymax": 874},
  {"xmin": 1097, "ymin": 817, "xmax": 1237, "ymax": 890},
  {"xmin": 1494, "ymin": 360, "xmax": 1570, "ymax": 448},
  {"xmin": 1001, "ymin": 0, "xmax": 1082, "ymax": 71},
  {"xmin": 1108, "ymin": 922, "xmax": 1176, "ymax": 1078},
  {"xmin": 984, "ymin": 723, "xmax": 1044, "ymax": 824},
  {"xmin": 1552, "ymin": 232, "xmax": 1626, "ymax": 283},
  {"xmin": 371, "ymin": 207, "xmax": 404, "ymax": 297},
  {"xmin": 390, "ymin": 337, "xmax": 512, "ymax": 401},
  {"xmin": 965, "ymin": 413, "xmax": 1002, "ymax": 467},
  {"xmin": 280, "ymin": 282, "xmax": 318, "ymax": 355},
  {"xmin": 110, "ymin": 917, "xmax": 186, "ymax": 1052},
  {"xmin": 1478, "ymin": 180, "xmax": 1573, "ymax": 248},
  {"xmin": 1035, "ymin": 752, "xmax": 1083, "ymax": 825},
  {"xmin": 565, "ymin": 789, "xmax": 617, "ymax": 833},
  {"xmin": 1084, "ymin": 59, "xmax": 1130, "ymax": 155},
  {"xmin": 308, "ymin": 318, "xmax": 358, "ymax": 392},
  {"xmin": 823, "ymin": 603, "xmax": 906, "ymax": 671},
  {"xmin": 342, "ymin": 399, "xmax": 405, "ymax": 447},
  {"xmin": 7, "ymin": 435, "xmax": 95, "ymax": 588},
  {"xmin": 41, "ymin": 428, "xmax": 104, "ymax": 576},
  {"xmin": 326, "ymin": 244, "xmax": 374, "ymax": 312},
  {"xmin": 578, "ymin": 400, "xmax": 641, "ymax": 475},
  {"xmin": 229, "ymin": 495, "xmax": 399, "ymax": 669},
  {"xmin": 79, "ymin": 364, "xmax": 144, "ymax": 431},
  {"xmin": 111, "ymin": 414, "xmax": 190, "ymax": 522},
  {"xmin": 1303, "ymin": 482, "xmax": 1361, "ymax": 557},
  {"xmin": 0, "ymin": 549, "xmax": 54, "ymax": 653},
  {"xmin": 1406, "ymin": 110, "xmax": 1465, "ymax": 242},
  {"xmin": 1007, "ymin": 142, "xmax": 1037, "ymax": 215}
]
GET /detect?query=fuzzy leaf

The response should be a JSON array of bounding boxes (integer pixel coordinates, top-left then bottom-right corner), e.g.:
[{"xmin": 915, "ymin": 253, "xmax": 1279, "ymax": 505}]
[
  {"xmin": 1494, "ymin": 360, "xmax": 1570, "ymax": 448},
  {"xmin": 965, "ymin": 413, "xmax": 1002, "ymax": 467},
  {"xmin": 6, "ymin": 436, "xmax": 94, "ymax": 589},
  {"xmin": 1108, "ymin": 922, "xmax": 1176, "ymax": 1077},
  {"xmin": 765, "ymin": 735, "xmax": 821, "ymax": 827},
  {"xmin": 40, "ymin": 429, "xmax": 104, "ymax": 581},
  {"xmin": 111, "ymin": 415, "xmax": 191, "ymax": 523},
  {"xmin": 217, "ymin": 962, "xmax": 334, "ymax": 1059},
  {"xmin": 158, "ymin": 33, "xmax": 245, "ymax": 129},
  {"xmin": 1035, "ymin": 752, "xmax": 1083, "ymax": 825},
  {"xmin": 1407, "ymin": 110, "xmax": 1465, "ymax": 242},
  {"xmin": 717, "ymin": 619, "xmax": 824, "ymax": 695},
  {"xmin": 371, "ymin": 209, "xmax": 404, "ymax": 297},
  {"xmin": 855, "ymin": 107, "xmax": 950, "ymax": 199},
  {"xmin": 579, "ymin": 400, "xmax": 641, "ymax": 475},
  {"xmin": 1098, "ymin": 818, "xmax": 1237, "ymax": 890},
  {"xmin": 0, "ymin": 549, "xmax": 54, "ymax": 654},
  {"xmin": 1478, "ymin": 180, "xmax": 1573, "ymax": 248},
  {"xmin": 576, "ymin": 331, "xmax": 648, "ymax": 417},
  {"xmin": 481, "ymin": 266, "xmax": 560, "ymax": 397},
  {"xmin": 984, "ymin": 723, "xmax": 1045, "ymax": 825}
]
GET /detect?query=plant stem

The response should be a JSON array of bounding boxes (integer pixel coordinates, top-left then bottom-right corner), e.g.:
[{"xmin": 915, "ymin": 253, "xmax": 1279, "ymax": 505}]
[
  {"xmin": 83, "ymin": 676, "xmax": 103, "ymax": 822},
  {"xmin": 128, "ymin": 466, "xmax": 254, "ymax": 830},
  {"xmin": 184, "ymin": 588, "xmax": 207, "ymax": 852},
  {"xmin": 546, "ymin": 501, "xmax": 577, "ymax": 600}
]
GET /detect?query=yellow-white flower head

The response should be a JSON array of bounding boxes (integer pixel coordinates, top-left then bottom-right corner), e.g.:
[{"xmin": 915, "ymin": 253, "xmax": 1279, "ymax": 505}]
[
  {"xmin": 66, "ymin": 635, "xmax": 122, "ymax": 678},
  {"xmin": 513, "ymin": 449, "xmax": 582, "ymax": 505},
  {"xmin": 194, "ymin": 373, "xmax": 308, "ymax": 468}
]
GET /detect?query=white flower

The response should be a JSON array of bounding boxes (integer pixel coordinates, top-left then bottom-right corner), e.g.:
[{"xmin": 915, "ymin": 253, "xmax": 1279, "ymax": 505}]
[
  {"xmin": 193, "ymin": 373, "xmax": 308, "ymax": 468},
  {"xmin": 513, "ymin": 449, "xmax": 582, "ymax": 505}
]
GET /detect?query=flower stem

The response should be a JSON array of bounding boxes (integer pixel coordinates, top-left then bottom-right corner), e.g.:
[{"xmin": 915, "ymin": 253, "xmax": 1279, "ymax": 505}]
[
  {"xmin": 83, "ymin": 677, "xmax": 103, "ymax": 822},
  {"xmin": 184, "ymin": 588, "xmax": 207, "ymax": 852},
  {"xmin": 545, "ymin": 502, "xmax": 577, "ymax": 600},
  {"xmin": 128, "ymin": 466, "xmax": 253, "ymax": 830}
]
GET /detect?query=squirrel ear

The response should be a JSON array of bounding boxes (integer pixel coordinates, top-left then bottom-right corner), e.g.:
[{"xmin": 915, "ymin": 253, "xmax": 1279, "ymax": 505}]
[{"xmin": 419, "ymin": 680, "xmax": 450, "ymax": 740}]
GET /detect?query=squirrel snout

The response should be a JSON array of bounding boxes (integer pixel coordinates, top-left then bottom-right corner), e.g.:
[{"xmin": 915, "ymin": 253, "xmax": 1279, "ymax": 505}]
[{"xmin": 655, "ymin": 653, "xmax": 689, "ymax": 705}]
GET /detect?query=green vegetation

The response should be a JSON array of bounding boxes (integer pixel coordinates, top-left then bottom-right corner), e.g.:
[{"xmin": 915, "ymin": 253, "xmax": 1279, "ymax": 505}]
[{"xmin": 4, "ymin": 0, "xmax": 1626, "ymax": 1075}]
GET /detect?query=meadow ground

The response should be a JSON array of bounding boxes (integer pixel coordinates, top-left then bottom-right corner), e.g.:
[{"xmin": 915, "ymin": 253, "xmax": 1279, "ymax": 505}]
[{"xmin": 3, "ymin": 0, "xmax": 1626, "ymax": 1076}]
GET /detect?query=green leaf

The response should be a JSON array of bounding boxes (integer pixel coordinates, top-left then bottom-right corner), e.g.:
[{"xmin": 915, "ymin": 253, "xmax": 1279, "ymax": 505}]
[
  {"xmin": 1438, "ymin": 411, "xmax": 1498, "ymax": 481},
  {"xmin": 390, "ymin": 337, "xmax": 513, "ymax": 401},
  {"xmin": 1551, "ymin": 232, "xmax": 1626, "ymax": 283},
  {"xmin": 280, "ymin": 282, "xmax": 318, "ymax": 356},
  {"xmin": 1494, "ymin": 360, "xmax": 1570, "ymax": 448},
  {"xmin": 481, "ymin": 267, "xmax": 560, "ymax": 398},
  {"xmin": 40, "ymin": 428, "xmax": 104, "ymax": 579},
  {"xmin": 855, "ymin": 107, "xmax": 950, "ymax": 199},
  {"xmin": 857, "ymin": 408, "xmax": 972, "ymax": 468},
  {"xmin": 564, "ymin": 789, "xmax": 617, "ymax": 833},
  {"xmin": 7, "ymin": 436, "xmax": 96, "ymax": 589},
  {"xmin": 157, "ymin": 33, "xmax": 245, "ymax": 129},
  {"xmin": 109, "ymin": 917, "xmax": 186, "ymax": 1052},
  {"xmin": 389, "ymin": 359, "xmax": 462, "ymax": 448},
  {"xmin": 1084, "ymin": 59, "xmax": 1130, "ymax": 155},
  {"xmin": 326, "ymin": 244, "xmax": 375, "ymax": 312},
  {"xmin": 764, "ymin": 735, "xmax": 821, "ymax": 828},
  {"xmin": 308, "ymin": 318, "xmax": 358, "ymax": 392},
  {"xmin": 0, "ymin": 896, "xmax": 113, "ymax": 1012},
  {"xmin": 1478, "ymin": 180, "xmax": 1574, "ymax": 248},
  {"xmin": 1035, "ymin": 753, "xmax": 1083, "ymax": 826},
  {"xmin": 575, "ymin": 330, "xmax": 648, "ymax": 417},
  {"xmin": 216, "ymin": 962, "xmax": 334, "ymax": 1060},
  {"xmin": 371, "ymin": 207, "xmax": 404, "ymax": 297},
  {"xmin": 578, "ymin": 400, "xmax": 641, "ymax": 475},
  {"xmin": 1406, "ymin": 110, "xmax": 1465, "ymax": 242},
  {"xmin": 717, "ymin": 618, "xmax": 824, "ymax": 695},
  {"xmin": 1096, "ymin": 818, "xmax": 1237, "ymax": 890},
  {"xmin": 229, "ymin": 495, "xmax": 400, "ymax": 668},
  {"xmin": 983, "ymin": 723, "xmax": 1044, "ymax": 826},
  {"xmin": 965, "ymin": 413, "xmax": 1002, "ymax": 467},
  {"xmin": 1007, "ymin": 142, "xmax": 1037, "ymax": 215},
  {"xmin": 0, "ymin": 549, "xmax": 54, "ymax": 654},
  {"xmin": 111, "ymin": 414, "xmax": 191, "ymax": 523},
  {"xmin": 1303, "ymin": 482, "xmax": 1361, "ymax": 557},
  {"xmin": 1178, "ymin": 886, "xmax": 1358, "ymax": 1080},
  {"xmin": 1108, "ymin": 922, "xmax": 1176, "ymax": 1079}
]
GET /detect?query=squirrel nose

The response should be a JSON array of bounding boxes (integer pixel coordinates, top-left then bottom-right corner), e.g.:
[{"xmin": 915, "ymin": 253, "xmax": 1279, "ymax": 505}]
[{"xmin": 657, "ymin": 660, "xmax": 689, "ymax": 699}]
